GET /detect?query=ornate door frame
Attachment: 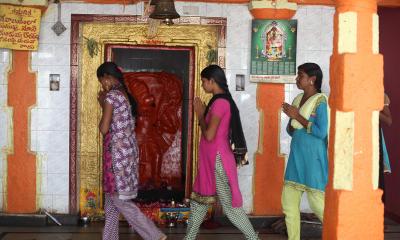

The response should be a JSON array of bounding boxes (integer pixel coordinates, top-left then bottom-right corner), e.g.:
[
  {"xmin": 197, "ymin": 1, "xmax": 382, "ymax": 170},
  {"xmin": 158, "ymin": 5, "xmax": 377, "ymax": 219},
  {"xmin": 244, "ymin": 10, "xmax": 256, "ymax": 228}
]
[{"xmin": 69, "ymin": 14, "xmax": 227, "ymax": 215}]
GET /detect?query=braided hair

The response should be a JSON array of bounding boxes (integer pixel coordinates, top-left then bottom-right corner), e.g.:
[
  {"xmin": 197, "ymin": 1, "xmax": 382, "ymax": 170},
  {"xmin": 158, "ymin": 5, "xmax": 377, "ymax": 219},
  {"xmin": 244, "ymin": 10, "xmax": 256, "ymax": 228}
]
[{"xmin": 96, "ymin": 62, "xmax": 137, "ymax": 117}]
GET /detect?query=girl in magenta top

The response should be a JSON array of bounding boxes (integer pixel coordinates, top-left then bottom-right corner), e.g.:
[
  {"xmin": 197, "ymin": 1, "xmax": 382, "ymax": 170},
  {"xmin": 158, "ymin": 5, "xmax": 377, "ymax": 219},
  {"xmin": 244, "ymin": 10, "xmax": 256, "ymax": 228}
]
[
  {"xmin": 192, "ymin": 98, "xmax": 243, "ymax": 207},
  {"xmin": 184, "ymin": 65, "xmax": 258, "ymax": 240}
]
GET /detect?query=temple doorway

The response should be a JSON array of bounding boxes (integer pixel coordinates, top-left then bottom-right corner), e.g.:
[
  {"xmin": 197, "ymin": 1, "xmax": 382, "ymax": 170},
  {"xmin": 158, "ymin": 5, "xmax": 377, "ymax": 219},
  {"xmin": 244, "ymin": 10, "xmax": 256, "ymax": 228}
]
[
  {"xmin": 71, "ymin": 15, "xmax": 226, "ymax": 216},
  {"xmin": 106, "ymin": 45, "xmax": 195, "ymax": 203}
]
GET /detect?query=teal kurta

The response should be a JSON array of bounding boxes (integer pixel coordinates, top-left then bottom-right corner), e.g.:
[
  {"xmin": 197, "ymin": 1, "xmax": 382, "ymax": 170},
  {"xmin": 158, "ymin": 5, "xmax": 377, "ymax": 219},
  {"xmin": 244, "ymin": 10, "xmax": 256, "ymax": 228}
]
[
  {"xmin": 284, "ymin": 98, "xmax": 329, "ymax": 192},
  {"xmin": 381, "ymin": 129, "xmax": 391, "ymax": 173}
]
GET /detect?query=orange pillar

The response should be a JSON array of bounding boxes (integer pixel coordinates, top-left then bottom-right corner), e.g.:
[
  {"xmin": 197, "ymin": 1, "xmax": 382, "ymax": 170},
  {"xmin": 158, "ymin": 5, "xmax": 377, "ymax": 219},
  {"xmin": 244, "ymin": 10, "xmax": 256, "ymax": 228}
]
[
  {"xmin": 323, "ymin": 0, "xmax": 383, "ymax": 239},
  {"xmin": 250, "ymin": 0, "xmax": 296, "ymax": 215},
  {"xmin": 253, "ymin": 84, "xmax": 285, "ymax": 215},
  {"xmin": 7, "ymin": 50, "xmax": 37, "ymax": 213}
]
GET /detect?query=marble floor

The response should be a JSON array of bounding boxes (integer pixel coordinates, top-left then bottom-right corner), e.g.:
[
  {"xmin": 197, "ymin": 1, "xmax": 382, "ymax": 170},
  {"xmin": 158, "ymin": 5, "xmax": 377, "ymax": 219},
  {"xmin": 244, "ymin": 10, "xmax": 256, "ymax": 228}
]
[
  {"xmin": 0, "ymin": 219, "xmax": 399, "ymax": 240},
  {"xmin": 0, "ymin": 224, "xmax": 305, "ymax": 240}
]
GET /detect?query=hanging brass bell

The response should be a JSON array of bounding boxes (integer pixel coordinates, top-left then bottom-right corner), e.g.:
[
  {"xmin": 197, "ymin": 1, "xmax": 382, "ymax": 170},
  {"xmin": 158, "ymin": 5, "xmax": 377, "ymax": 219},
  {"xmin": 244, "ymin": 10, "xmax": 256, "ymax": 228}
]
[
  {"xmin": 149, "ymin": 0, "xmax": 180, "ymax": 25},
  {"xmin": 149, "ymin": 0, "xmax": 159, "ymax": 5}
]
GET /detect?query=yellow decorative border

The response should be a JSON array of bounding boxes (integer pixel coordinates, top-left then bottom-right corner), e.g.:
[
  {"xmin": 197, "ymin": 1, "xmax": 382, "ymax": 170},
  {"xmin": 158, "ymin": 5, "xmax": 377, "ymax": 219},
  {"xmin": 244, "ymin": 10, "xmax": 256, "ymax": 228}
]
[
  {"xmin": 78, "ymin": 21, "xmax": 224, "ymax": 216},
  {"xmin": 190, "ymin": 192, "xmax": 217, "ymax": 205}
]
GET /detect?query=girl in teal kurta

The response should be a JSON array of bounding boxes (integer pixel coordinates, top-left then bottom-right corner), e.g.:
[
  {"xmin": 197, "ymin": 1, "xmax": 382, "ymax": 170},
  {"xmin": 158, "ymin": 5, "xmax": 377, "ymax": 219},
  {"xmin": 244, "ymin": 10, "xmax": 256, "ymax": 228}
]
[
  {"xmin": 379, "ymin": 93, "xmax": 393, "ymax": 203},
  {"xmin": 281, "ymin": 63, "xmax": 329, "ymax": 240}
]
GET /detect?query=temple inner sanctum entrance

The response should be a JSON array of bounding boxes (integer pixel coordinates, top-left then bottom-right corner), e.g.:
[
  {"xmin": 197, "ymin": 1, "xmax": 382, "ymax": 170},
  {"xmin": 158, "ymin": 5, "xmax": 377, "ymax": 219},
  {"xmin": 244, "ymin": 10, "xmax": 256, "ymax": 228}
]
[
  {"xmin": 71, "ymin": 15, "xmax": 227, "ymax": 216},
  {"xmin": 108, "ymin": 44, "xmax": 194, "ymax": 203}
]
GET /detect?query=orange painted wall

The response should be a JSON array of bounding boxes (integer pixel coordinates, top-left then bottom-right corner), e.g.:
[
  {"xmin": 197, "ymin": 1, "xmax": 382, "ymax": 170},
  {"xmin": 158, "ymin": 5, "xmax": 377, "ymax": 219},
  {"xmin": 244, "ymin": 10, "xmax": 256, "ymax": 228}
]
[
  {"xmin": 250, "ymin": 9, "xmax": 296, "ymax": 20},
  {"xmin": 251, "ymin": 6, "xmax": 293, "ymax": 216},
  {"xmin": 6, "ymin": 51, "xmax": 37, "ymax": 213},
  {"xmin": 253, "ymin": 84, "xmax": 285, "ymax": 215}
]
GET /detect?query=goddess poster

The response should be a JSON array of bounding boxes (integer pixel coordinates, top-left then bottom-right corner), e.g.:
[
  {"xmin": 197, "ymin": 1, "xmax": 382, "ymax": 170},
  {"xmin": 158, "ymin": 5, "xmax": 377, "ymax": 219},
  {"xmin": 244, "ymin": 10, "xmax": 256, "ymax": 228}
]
[{"xmin": 250, "ymin": 20, "xmax": 297, "ymax": 83}]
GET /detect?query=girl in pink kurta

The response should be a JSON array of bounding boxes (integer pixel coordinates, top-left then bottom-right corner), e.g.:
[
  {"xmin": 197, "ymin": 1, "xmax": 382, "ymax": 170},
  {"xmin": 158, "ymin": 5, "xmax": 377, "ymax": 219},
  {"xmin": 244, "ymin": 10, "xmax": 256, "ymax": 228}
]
[
  {"xmin": 192, "ymin": 98, "xmax": 243, "ymax": 207},
  {"xmin": 184, "ymin": 65, "xmax": 258, "ymax": 240}
]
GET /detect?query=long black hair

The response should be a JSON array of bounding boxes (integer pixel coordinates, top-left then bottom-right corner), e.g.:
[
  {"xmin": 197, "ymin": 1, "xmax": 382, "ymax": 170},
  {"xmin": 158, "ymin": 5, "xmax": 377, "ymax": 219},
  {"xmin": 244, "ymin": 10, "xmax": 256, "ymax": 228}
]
[
  {"xmin": 201, "ymin": 65, "xmax": 248, "ymax": 165},
  {"xmin": 298, "ymin": 62, "xmax": 323, "ymax": 93},
  {"xmin": 201, "ymin": 64, "xmax": 230, "ymax": 94},
  {"xmin": 97, "ymin": 62, "xmax": 137, "ymax": 117}
]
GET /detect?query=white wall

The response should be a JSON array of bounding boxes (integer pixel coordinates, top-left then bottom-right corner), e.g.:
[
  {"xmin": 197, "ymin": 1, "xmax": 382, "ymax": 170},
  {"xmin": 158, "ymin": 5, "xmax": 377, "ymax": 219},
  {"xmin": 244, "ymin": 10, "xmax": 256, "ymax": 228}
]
[
  {"xmin": 30, "ymin": 2, "xmax": 73, "ymax": 213},
  {"xmin": 282, "ymin": 6, "xmax": 334, "ymax": 212},
  {"xmin": 0, "ymin": 2, "xmax": 334, "ymax": 213},
  {"xmin": 0, "ymin": 48, "xmax": 11, "ymax": 212}
]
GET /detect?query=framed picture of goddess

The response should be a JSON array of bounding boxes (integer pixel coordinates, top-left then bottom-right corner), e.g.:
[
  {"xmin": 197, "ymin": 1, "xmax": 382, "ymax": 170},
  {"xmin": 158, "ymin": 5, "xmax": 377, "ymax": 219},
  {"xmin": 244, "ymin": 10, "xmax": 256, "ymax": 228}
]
[{"xmin": 250, "ymin": 20, "xmax": 297, "ymax": 83}]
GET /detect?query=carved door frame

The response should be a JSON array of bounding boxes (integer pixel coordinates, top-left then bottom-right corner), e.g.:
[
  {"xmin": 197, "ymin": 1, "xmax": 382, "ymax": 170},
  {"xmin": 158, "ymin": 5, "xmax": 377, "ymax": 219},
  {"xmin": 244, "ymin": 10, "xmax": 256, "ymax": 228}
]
[{"xmin": 69, "ymin": 14, "xmax": 227, "ymax": 215}]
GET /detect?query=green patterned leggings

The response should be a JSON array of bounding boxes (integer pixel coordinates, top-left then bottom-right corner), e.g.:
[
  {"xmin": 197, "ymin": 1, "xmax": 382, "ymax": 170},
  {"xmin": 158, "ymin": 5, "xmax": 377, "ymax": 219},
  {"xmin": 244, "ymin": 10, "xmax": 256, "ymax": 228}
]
[{"xmin": 184, "ymin": 155, "xmax": 259, "ymax": 240}]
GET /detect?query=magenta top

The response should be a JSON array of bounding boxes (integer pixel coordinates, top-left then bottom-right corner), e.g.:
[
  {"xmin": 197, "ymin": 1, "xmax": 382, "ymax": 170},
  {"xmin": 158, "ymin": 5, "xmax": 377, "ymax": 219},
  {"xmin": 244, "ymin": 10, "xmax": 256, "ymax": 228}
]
[{"xmin": 192, "ymin": 98, "xmax": 243, "ymax": 208}]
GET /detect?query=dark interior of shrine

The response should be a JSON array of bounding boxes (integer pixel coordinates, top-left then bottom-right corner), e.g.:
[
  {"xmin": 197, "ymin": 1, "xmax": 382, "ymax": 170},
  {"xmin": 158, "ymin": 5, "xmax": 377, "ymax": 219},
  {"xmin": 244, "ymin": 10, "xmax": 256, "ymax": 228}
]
[{"xmin": 109, "ymin": 46, "xmax": 193, "ymax": 204}]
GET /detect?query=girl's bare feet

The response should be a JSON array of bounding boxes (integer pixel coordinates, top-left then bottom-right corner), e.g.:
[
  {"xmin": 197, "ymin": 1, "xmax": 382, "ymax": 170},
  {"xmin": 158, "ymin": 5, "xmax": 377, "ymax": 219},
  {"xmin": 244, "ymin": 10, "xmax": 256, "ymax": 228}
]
[{"xmin": 159, "ymin": 234, "xmax": 167, "ymax": 240}]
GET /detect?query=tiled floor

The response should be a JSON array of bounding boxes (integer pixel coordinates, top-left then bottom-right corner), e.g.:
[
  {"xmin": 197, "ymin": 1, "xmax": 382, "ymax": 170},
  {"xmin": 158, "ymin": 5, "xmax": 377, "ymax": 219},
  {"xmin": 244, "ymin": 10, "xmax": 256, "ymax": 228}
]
[
  {"xmin": 0, "ymin": 219, "xmax": 399, "ymax": 240},
  {"xmin": 0, "ymin": 223, "xmax": 286, "ymax": 240}
]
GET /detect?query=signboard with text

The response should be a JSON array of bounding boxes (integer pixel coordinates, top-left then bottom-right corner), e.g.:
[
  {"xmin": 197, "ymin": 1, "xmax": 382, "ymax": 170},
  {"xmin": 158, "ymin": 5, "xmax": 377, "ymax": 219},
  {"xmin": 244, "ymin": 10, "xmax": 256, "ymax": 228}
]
[
  {"xmin": 0, "ymin": 4, "xmax": 41, "ymax": 51},
  {"xmin": 250, "ymin": 19, "xmax": 297, "ymax": 84}
]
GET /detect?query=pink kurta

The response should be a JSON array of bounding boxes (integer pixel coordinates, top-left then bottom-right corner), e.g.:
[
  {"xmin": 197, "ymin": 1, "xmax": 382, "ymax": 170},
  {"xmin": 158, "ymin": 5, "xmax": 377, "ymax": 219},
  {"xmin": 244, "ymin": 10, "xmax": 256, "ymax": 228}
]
[{"xmin": 192, "ymin": 99, "xmax": 243, "ymax": 208}]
